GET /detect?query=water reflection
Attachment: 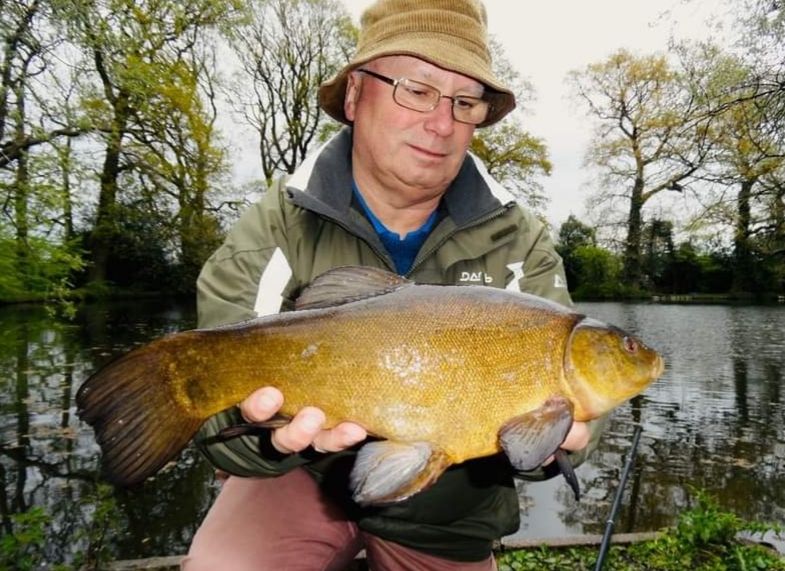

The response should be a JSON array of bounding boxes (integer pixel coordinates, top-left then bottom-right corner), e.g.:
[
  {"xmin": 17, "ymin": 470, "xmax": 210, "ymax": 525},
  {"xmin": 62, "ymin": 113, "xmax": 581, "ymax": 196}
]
[
  {"xmin": 0, "ymin": 300, "xmax": 217, "ymax": 564},
  {"xmin": 511, "ymin": 302, "xmax": 785, "ymax": 543},
  {"xmin": 0, "ymin": 300, "xmax": 783, "ymax": 564}
]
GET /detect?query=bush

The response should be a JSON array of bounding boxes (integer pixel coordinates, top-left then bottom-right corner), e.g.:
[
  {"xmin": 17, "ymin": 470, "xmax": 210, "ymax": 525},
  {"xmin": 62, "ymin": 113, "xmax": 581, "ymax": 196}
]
[{"xmin": 496, "ymin": 491, "xmax": 785, "ymax": 571}]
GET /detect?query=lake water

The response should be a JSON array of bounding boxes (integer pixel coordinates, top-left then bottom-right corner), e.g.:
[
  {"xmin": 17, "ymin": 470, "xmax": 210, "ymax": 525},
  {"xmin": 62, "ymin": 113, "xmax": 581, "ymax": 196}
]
[{"xmin": 0, "ymin": 299, "xmax": 783, "ymax": 564}]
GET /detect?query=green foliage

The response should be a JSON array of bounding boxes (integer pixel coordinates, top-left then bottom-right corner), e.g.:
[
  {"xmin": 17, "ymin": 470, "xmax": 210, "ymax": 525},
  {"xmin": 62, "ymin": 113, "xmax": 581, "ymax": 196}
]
[
  {"xmin": 172, "ymin": 210, "xmax": 224, "ymax": 295},
  {"xmin": 0, "ymin": 485, "xmax": 122, "ymax": 571},
  {"xmin": 0, "ymin": 508, "xmax": 50, "ymax": 571},
  {"xmin": 557, "ymin": 215, "xmax": 597, "ymax": 292},
  {"xmin": 470, "ymin": 122, "xmax": 552, "ymax": 213},
  {"xmin": 495, "ymin": 491, "xmax": 785, "ymax": 571},
  {"xmin": 2, "ymin": 0, "xmax": 781, "ymax": 303},
  {"xmin": 0, "ymin": 229, "xmax": 85, "ymax": 304},
  {"xmin": 85, "ymin": 202, "xmax": 175, "ymax": 294},
  {"xmin": 627, "ymin": 492, "xmax": 785, "ymax": 570},
  {"xmin": 497, "ymin": 545, "xmax": 598, "ymax": 570},
  {"xmin": 555, "ymin": 215, "xmax": 749, "ymax": 297},
  {"xmin": 471, "ymin": 37, "xmax": 551, "ymax": 213},
  {"xmin": 558, "ymin": 215, "xmax": 597, "ymax": 251},
  {"xmin": 569, "ymin": 245, "xmax": 626, "ymax": 299},
  {"xmin": 70, "ymin": 484, "xmax": 123, "ymax": 571}
]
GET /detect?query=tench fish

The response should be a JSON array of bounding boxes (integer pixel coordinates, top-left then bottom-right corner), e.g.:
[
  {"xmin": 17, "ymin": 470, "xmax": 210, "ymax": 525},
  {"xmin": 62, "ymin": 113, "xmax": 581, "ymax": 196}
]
[{"xmin": 76, "ymin": 266, "xmax": 663, "ymax": 505}]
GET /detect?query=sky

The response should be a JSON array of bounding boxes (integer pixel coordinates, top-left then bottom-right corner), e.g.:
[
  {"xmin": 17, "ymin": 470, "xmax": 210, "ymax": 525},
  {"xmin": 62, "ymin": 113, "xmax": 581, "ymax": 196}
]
[{"xmin": 340, "ymin": 0, "xmax": 719, "ymax": 227}]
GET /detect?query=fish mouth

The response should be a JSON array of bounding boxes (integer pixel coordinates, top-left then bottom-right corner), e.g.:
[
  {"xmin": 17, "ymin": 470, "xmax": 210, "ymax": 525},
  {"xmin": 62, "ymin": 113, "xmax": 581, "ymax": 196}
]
[{"xmin": 653, "ymin": 353, "xmax": 665, "ymax": 378}]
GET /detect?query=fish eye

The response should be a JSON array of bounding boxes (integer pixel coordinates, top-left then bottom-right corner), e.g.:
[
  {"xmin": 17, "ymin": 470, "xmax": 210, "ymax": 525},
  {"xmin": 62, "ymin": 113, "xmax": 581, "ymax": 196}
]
[{"xmin": 622, "ymin": 336, "xmax": 639, "ymax": 353}]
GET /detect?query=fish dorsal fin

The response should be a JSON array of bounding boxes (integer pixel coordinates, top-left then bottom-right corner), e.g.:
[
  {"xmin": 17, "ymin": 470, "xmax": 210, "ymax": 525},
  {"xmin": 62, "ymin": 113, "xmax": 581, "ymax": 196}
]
[{"xmin": 295, "ymin": 266, "xmax": 411, "ymax": 311}]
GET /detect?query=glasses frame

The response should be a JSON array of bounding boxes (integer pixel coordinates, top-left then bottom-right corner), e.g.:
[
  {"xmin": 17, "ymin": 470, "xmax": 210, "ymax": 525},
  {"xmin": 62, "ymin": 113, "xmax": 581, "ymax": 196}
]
[{"xmin": 355, "ymin": 68, "xmax": 491, "ymax": 126}]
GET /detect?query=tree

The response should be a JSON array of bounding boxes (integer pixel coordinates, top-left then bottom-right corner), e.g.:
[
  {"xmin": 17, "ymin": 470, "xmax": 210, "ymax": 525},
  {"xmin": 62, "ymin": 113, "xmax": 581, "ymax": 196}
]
[
  {"xmin": 0, "ymin": 0, "xmax": 86, "ymax": 170},
  {"xmin": 568, "ymin": 49, "xmax": 712, "ymax": 290},
  {"xmin": 689, "ymin": 3, "xmax": 785, "ymax": 292},
  {"xmin": 641, "ymin": 218, "xmax": 674, "ymax": 290},
  {"xmin": 54, "ymin": 0, "xmax": 241, "ymax": 286},
  {"xmin": 556, "ymin": 215, "xmax": 596, "ymax": 290},
  {"xmin": 757, "ymin": 169, "xmax": 785, "ymax": 290},
  {"xmin": 1, "ymin": 0, "xmax": 88, "ymax": 299},
  {"xmin": 676, "ymin": 42, "xmax": 784, "ymax": 292},
  {"xmin": 470, "ymin": 123, "xmax": 551, "ymax": 211},
  {"xmin": 732, "ymin": 1, "xmax": 784, "ymax": 139},
  {"xmin": 227, "ymin": 0, "xmax": 355, "ymax": 185},
  {"xmin": 121, "ymin": 42, "xmax": 228, "ymax": 289},
  {"xmin": 569, "ymin": 245, "xmax": 623, "ymax": 299},
  {"xmin": 470, "ymin": 38, "xmax": 552, "ymax": 212}
]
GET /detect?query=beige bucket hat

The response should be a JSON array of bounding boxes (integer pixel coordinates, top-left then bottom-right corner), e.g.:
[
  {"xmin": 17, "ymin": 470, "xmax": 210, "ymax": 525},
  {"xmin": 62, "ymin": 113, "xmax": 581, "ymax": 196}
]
[{"xmin": 318, "ymin": 0, "xmax": 516, "ymax": 128}]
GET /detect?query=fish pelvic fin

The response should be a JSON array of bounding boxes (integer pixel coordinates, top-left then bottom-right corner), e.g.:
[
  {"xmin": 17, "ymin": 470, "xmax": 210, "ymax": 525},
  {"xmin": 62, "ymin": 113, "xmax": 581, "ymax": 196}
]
[
  {"xmin": 76, "ymin": 345, "xmax": 202, "ymax": 487},
  {"xmin": 499, "ymin": 395, "xmax": 574, "ymax": 471},
  {"xmin": 295, "ymin": 266, "xmax": 410, "ymax": 310},
  {"xmin": 349, "ymin": 441, "xmax": 451, "ymax": 506},
  {"xmin": 554, "ymin": 448, "xmax": 581, "ymax": 500}
]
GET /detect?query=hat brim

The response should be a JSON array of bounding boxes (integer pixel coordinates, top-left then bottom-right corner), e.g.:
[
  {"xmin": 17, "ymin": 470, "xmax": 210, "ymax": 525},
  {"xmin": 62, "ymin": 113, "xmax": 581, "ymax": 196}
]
[{"xmin": 319, "ymin": 39, "xmax": 516, "ymax": 128}]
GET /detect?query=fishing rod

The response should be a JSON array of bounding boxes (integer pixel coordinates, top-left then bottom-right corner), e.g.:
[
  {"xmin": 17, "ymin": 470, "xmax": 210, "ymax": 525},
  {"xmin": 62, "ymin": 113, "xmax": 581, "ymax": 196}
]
[{"xmin": 594, "ymin": 424, "xmax": 644, "ymax": 571}]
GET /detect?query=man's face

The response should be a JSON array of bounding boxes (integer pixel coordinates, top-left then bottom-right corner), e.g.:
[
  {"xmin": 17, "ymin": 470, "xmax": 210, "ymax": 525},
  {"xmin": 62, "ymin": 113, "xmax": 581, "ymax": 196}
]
[{"xmin": 345, "ymin": 55, "xmax": 481, "ymax": 204}]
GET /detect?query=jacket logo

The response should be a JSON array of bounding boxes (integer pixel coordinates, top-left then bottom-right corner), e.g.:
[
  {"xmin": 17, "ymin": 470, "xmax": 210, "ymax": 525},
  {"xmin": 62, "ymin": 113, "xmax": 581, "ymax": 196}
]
[{"xmin": 460, "ymin": 271, "xmax": 493, "ymax": 284}]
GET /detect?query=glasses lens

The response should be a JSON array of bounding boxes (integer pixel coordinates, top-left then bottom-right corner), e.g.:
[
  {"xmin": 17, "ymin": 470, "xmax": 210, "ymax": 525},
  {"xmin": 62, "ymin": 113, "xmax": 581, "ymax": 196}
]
[
  {"xmin": 394, "ymin": 78, "xmax": 439, "ymax": 112},
  {"xmin": 392, "ymin": 77, "xmax": 491, "ymax": 126},
  {"xmin": 452, "ymin": 96, "xmax": 489, "ymax": 125}
]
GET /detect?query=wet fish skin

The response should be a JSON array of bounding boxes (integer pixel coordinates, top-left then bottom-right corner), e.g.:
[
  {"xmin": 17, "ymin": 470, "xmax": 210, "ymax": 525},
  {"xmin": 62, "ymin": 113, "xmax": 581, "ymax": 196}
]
[{"xmin": 76, "ymin": 266, "xmax": 664, "ymax": 504}]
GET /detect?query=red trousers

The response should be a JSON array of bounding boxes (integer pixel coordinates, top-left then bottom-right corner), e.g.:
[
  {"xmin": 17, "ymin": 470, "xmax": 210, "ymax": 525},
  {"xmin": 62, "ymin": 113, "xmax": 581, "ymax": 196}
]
[{"xmin": 182, "ymin": 468, "xmax": 497, "ymax": 571}]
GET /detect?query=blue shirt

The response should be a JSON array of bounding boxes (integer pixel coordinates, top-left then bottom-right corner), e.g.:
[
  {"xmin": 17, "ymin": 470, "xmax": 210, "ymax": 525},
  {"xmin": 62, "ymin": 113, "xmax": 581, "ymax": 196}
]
[{"xmin": 353, "ymin": 182, "xmax": 438, "ymax": 275}]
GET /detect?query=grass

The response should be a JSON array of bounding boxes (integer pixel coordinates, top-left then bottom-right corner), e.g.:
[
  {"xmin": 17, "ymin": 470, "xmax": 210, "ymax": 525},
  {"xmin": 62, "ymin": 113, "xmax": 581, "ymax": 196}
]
[{"xmin": 496, "ymin": 492, "xmax": 784, "ymax": 570}]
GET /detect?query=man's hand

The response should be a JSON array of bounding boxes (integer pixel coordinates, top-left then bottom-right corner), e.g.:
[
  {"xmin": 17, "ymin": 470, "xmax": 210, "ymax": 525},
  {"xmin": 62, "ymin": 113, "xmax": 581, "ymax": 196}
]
[
  {"xmin": 561, "ymin": 421, "xmax": 590, "ymax": 452},
  {"xmin": 544, "ymin": 421, "xmax": 590, "ymax": 465},
  {"xmin": 239, "ymin": 387, "xmax": 367, "ymax": 454}
]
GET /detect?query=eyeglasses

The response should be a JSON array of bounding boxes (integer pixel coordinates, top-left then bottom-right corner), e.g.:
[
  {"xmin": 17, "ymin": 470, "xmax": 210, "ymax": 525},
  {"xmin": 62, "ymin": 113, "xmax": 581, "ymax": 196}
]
[{"xmin": 356, "ymin": 69, "xmax": 491, "ymax": 126}]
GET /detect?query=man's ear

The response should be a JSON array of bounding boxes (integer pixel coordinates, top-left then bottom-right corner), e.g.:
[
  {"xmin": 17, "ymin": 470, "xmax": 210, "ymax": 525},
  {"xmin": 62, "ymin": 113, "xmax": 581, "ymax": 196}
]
[{"xmin": 344, "ymin": 73, "xmax": 361, "ymax": 122}]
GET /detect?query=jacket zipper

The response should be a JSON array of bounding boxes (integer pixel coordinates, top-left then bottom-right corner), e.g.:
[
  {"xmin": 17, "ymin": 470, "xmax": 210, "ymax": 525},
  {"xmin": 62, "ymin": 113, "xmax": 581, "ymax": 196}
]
[{"xmin": 405, "ymin": 202, "xmax": 515, "ymax": 278}]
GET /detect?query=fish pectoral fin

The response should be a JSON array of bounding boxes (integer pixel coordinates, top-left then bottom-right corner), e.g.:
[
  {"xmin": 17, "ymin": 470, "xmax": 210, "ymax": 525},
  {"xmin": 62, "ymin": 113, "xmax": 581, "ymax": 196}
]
[
  {"xmin": 349, "ymin": 441, "xmax": 451, "ymax": 506},
  {"xmin": 498, "ymin": 395, "xmax": 574, "ymax": 471},
  {"xmin": 295, "ymin": 266, "xmax": 411, "ymax": 310}
]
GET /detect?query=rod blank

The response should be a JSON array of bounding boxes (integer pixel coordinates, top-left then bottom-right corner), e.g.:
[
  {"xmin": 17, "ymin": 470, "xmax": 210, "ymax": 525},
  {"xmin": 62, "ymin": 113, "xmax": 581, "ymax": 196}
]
[{"xmin": 594, "ymin": 424, "xmax": 644, "ymax": 571}]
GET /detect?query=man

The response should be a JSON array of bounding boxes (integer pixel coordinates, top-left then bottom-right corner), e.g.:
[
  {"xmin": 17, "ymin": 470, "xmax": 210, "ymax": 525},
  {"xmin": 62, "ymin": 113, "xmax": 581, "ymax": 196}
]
[{"xmin": 184, "ymin": 0, "xmax": 603, "ymax": 569}]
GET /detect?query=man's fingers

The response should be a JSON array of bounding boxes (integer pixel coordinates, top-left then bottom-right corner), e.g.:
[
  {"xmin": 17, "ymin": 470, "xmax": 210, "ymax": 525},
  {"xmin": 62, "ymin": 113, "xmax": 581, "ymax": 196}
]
[
  {"xmin": 543, "ymin": 421, "xmax": 591, "ymax": 466},
  {"xmin": 312, "ymin": 422, "xmax": 367, "ymax": 453},
  {"xmin": 270, "ymin": 406, "xmax": 326, "ymax": 453},
  {"xmin": 242, "ymin": 395, "xmax": 367, "ymax": 455},
  {"xmin": 239, "ymin": 387, "xmax": 284, "ymax": 423},
  {"xmin": 562, "ymin": 421, "xmax": 590, "ymax": 452}
]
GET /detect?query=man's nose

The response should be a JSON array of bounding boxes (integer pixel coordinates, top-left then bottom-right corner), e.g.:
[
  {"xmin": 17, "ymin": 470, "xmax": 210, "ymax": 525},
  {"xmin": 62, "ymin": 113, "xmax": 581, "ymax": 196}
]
[{"xmin": 423, "ymin": 97, "xmax": 456, "ymax": 136}]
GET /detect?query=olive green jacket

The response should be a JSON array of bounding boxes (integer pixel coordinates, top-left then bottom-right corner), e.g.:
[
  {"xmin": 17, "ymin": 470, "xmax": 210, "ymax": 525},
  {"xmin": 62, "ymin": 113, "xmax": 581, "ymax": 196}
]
[{"xmin": 195, "ymin": 127, "xmax": 604, "ymax": 561}]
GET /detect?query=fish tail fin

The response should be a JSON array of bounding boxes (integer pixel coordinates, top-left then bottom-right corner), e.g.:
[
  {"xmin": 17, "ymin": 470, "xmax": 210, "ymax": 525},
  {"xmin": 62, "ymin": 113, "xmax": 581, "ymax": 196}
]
[
  {"xmin": 76, "ymin": 344, "xmax": 202, "ymax": 486},
  {"xmin": 349, "ymin": 441, "xmax": 452, "ymax": 505}
]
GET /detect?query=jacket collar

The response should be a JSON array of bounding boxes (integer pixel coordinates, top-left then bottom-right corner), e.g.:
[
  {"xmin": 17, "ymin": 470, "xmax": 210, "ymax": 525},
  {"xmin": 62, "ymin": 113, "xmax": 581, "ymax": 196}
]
[{"xmin": 285, "ymin": 127, "xmax": 515, "ymax": 229}]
